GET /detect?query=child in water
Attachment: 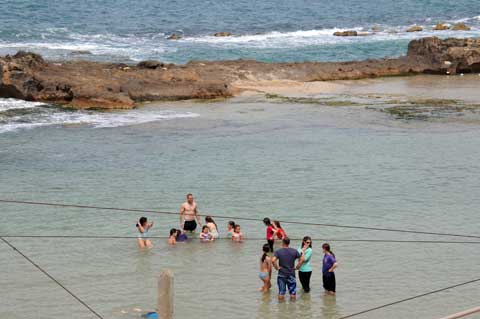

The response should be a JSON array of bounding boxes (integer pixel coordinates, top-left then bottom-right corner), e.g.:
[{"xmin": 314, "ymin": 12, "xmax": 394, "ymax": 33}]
[
  {"xmin": 205, "ymin": 216, "xmax": 219, "ymax": 239},
  {"xmin": 227, "ymin": 221, "xmax": 236, "ymax": 238},
  {"xmin": 168, "ymin": 228, "xmax": 177, "ymax": 245},
  {"xmin": 199, "ymin": 225, "xmax": 214, "ymax": 242},
  {"xmin": 136, "ymin": 217, "xmax": 154, "ymax": 248},
  {"xmin": 273, "ymin": 221, "xmax": 287, "ymax": 240},
  {"xmin": 231, "ymin": 224, "xmax": 244, "ymax": 242},
  {"xmin": 259, "ymin": 244, "xmax": 272, "ymax": 292},
  {"xmin": 322, "ymin": 243, "xmax": 338, "ymax": 295}
]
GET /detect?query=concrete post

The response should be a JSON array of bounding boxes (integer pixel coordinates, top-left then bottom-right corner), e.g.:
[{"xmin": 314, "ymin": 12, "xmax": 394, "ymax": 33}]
[
  {"xmin": 157, "ymin": 269, "xmax": 174, "ymax": 319},
  {"xmin": 437, "ymin": 306, "xmax": 480, "ymax": 319}
]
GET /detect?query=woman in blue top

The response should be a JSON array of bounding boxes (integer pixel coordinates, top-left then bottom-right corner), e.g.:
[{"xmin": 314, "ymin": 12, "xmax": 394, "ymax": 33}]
[
  {"xmin": 322, "ymin": 243, "xmax": 338, "ymax": 295},
  {"xmin": 298, "ymin": 236, "xmax": 313, "ymax": 292}
]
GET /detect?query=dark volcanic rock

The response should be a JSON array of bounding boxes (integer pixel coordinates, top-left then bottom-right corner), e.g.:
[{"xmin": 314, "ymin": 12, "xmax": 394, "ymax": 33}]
[
  {"xmin": 1, "ymin": 37, "xmax": 480, "ymax": 109},
  {"xmin": 137, "ymin": 60, "xmax": 164, "ymax": 69}
]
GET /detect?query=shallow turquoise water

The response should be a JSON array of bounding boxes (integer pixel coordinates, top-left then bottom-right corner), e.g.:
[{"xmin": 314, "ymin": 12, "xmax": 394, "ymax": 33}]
[{"xmin": 0, "ymin": 100, "xmax": 479, "ymax": 318}]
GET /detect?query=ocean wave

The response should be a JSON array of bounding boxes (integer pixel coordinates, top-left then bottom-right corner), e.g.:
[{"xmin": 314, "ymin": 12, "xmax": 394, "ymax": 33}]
[
  {"xmin": 181, "ymin": 25, "xmax": 480, "ymax": 48},
  {"xmin": 0, "ymin": 99, "xmax": 199, "ymax": 133},
  {"xmin": 0, "ymin": 98, "xmax": 47, "ymax": 112}
]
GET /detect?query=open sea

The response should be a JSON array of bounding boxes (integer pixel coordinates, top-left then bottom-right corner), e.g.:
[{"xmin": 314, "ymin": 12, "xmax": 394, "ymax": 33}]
[{"xmin": 1, "ymin": 1, "xmax": 480, "ymax": 319}]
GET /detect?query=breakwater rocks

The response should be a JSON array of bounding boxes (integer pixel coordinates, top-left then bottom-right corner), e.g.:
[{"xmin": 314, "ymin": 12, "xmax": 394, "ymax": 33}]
[{"xmin": 1, "ymin": 37, "xmax": 479, "ymax": 110}]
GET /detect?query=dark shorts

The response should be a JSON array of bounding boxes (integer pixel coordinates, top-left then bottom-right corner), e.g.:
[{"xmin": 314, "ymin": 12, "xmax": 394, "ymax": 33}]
[
  {"xmin": 323, "ymin": 273, "xmax": 336, "ymax": 292},
  {"xmin": 183, "ymin": 220, "xmax": 197, "ymax": 232},
  {"xmin": 277, "ymin": 275, "xmax": 297, "ymax": 296},
  {"xmin": 267, "ymin": 239, "xmax": 274, "ymax": 252}
]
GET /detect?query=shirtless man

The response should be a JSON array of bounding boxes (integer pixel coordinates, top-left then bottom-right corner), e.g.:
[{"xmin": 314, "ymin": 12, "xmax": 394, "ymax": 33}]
[{"xmin": 180, "ymin": 194, "xmax": 201, "ymax": 233}]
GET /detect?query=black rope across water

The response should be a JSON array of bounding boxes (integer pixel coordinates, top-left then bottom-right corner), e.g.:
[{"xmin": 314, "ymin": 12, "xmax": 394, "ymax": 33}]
[
  {"xmin": 1, "ymin": 234, "xmax": 480, "ymax": 244},
  {"xmin": 339, "ymin": 277, "xmax": 480, "ymax": 318},
  {"xmin": 0, "ymin": 236, "xmax": 104, "ymax": 319},
  {"xmin": 1, "ymin": 199, "xmax": 480, "ymax": 240}
]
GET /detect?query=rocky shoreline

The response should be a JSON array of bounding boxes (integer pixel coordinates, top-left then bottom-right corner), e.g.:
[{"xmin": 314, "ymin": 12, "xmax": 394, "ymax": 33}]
[{"xmin": 1, "ymin": 37, "xmax": 480, "ymax": 110}]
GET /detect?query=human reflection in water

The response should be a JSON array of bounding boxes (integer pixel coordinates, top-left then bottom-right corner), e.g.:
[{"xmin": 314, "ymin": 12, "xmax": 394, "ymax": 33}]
[
  {"xmin": 322, "ymin": 293, "xmax": 340, "ymax": 319},
  {"xmin": 298, "ymin": 292, "xmax": 313, "ymax": 318}
]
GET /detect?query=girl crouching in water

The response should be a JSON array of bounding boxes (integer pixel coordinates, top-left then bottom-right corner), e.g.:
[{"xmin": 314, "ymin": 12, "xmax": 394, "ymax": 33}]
[
  {"xmin": 259, "ymin": 244, "xmax": 272, "ymax": 292},
  {"xmin": 227, "ymin": 221, "xmax": 236, "ymax": 238},
  {"xmin": 136, "ymin": 217, "xmax": 154, "ymax": 248},
  {"xmin": 199, "ymin": 225, "xmax": 214, "ymax": 242},
  {"xmin": 231, "ymin": 224, "xmax": 244, "ymax": 242},
  {"xmin": 168, "ymin": 228, "xmax": 177, "ymax": 245},
  {"xmin": 322, "ymin": 243, "xmax": 338, "ymax": 295},
  {"xmin": 205, "ymin": 216, "xmax": 219, "ymax": 239}
]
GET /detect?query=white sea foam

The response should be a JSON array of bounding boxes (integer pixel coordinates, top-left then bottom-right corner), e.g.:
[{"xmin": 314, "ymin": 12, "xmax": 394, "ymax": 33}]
[
  {"xmin": 181, "ymin": 25, "xmax": 480, "ymax": 49},
  {"xmin": 0, "ymin": 98, "xmax": 46, "ymax": 111},
  {"xmin": 0, "ymin": 99, "xmax": 200, "ymax": 133}
]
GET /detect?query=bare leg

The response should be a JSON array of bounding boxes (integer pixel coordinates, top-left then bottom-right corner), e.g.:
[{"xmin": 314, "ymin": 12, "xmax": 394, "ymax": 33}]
[
  {"xmin": 145, "ymin": 239, "xmax": 153, "ymax": 248},
  {"xmin": 290, "ymin": 294, "xmax": 297, "ymax": 301},
  {"xmin": 137, "ymin": 238, "xmax": 146, "ymax": 248},
  {"xmin": 278, "ymin": 295, "xmax": 285, "ymax": 301},
  {"xmin": 265, "ymin": 278, "xmax": 271, "ymax": 291}
]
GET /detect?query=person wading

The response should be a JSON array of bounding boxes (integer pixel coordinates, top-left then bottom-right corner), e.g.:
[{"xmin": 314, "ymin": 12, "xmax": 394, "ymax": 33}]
[
  {"xmin": 180, "ymin": 193, "xmax": 201, "ymax": 233},
  {"xmin": 272, "ymin": 237, "xmax": 305, "ymax": 301}
]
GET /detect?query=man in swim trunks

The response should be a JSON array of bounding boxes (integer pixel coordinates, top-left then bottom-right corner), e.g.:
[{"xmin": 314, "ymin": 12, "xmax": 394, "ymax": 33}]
[{"xmin": 180, "ymin": 193, "xmax": 201, "ymax": 233}]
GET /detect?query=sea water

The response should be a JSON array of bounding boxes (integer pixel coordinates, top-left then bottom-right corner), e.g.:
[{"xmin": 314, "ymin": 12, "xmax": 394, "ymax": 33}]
[
  {"xmin": 1, "ymin": 97, "xmax": 480, "ymax": 319},
  {"xmin": 1, "ymin": 1, "xmax": 480, "ymax": 318},
  {"xmin": 0, "ymin": 0, "xmax": 479, "ymax": 63}
]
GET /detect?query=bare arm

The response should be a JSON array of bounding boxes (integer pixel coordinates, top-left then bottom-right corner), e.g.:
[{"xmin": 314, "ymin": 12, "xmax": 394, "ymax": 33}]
[
  {"xmin": 329, "ymin": 262, "xmax": 338, "ymax": 272},
  {"xmin": 194, "ymin": 206, "xmax": 201, "ymax": 225},
  {"xmin": 296, "ymin": 251, "xmax": 305, "ymax": 270},
  {"xmin": 179, "ymin": 205, "xmax": 185, "ymax": 227},
  {"xmin": 272, "ymin": 256, "xmax": 279, "ymax": 270}
]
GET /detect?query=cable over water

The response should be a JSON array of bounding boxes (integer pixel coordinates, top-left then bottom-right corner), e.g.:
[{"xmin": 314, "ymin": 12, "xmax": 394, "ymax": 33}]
[
  {"xmin": 1, "ymin": 198, "xmax": 480, "ymax": 239},
  {"xmin": 1, "ymin": 234, "xmax": 480, "ymax": 244},
  {"xmin": 0, "ymin": 236, "xmax": 104, "ymax": 319},
  {"xmin": 339, "ymin": 277, "xmax": 480, "ymax": 318}
]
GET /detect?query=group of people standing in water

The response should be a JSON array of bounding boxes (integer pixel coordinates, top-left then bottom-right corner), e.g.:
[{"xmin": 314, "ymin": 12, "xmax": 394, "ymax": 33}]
[{"xmin": 136, "ymin": 193, "xmax": 338, "ymax": 299}]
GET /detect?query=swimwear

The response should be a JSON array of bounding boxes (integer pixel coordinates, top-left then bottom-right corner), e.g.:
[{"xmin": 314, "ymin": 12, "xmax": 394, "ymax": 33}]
[
  {"xmin": 138, "ymin": 229, "xmax": 149, "ymax": 240},
  {"xmin": 176, "ymin": 234, "xmax": 188, "ymax": 242},
  {"xmin": 210, "ymin": 230, "xmax": 219, "ymax": 238},
  {"xmin": 183, "ymin": 220, "xmax": 197, "ymax": 232},
  {"xmin": 200, "ymin": 233, "xmax": 211, "ymax": 241},
  {"xmin": 259, "ymin": 272, "xmax": 269, "ymax": 280}
]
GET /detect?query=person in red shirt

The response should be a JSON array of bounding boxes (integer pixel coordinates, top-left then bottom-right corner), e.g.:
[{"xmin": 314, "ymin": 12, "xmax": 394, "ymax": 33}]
[
  {"xmin": 273, "ymin": 221, "xmax": 287, "ymax": 240},
  {"xmin": 263, "ymin": 217, "xmax": 275, "ymax": 252}
]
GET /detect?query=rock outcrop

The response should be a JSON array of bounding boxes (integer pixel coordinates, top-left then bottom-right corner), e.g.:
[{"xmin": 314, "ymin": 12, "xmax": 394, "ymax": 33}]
[
  {"xmin": 451, "ymin": 23, "xmax": 471, "ymax": 31},
  {"xmin": 214, "ymin": 32, "xmax": 232, "ymax": 37},
  {"xmin": 406, "ymin": 25, "xmax": 423, "ymax": 32},
  {"xmin": 433, "ymin": 23, "xmax": 449, "ymax": 31},
  {"xmin": 407, "ymin": 37, "xmax": 480, "ymax": 74},
  {"xmin": 1, "ymin": 37, "xmax": 480, "ymax": 109},
  {"xmin": 167, "ymin": 34, "xmax": 181, "ymax": 40},
  {"xmin": 333, "ymin": 30, "xmax": 358, "ymax": 37}
]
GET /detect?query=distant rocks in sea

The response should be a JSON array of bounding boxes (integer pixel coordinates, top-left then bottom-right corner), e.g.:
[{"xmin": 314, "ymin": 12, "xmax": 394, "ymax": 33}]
[
  {"xmin": 333, "ymin": 30, "xmax": 358, "ymax": 37},
  {"xmin": 167, "ymin": 34, "xmax": 182, "ymax": 40},
  {"xmin": 451, "ymin": 23, "xmax": 471, "ymax": 31},
  {"xmin": 433, "ymin": 23, "xmax": 449, "ymax": 31},
  {"xmin": 406, "ymin": 25, "xmax": 423, "ymax": 32},
  {"xmin": 214, "ymin": 32, "xmax": 232, "ymax": 37}
]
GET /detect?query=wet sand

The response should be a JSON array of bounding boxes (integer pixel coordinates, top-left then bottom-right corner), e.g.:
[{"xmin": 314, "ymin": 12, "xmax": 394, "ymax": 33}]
[{"xmin": 236, "ymin": 74, "xmax": 480, "ymax": 104}]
